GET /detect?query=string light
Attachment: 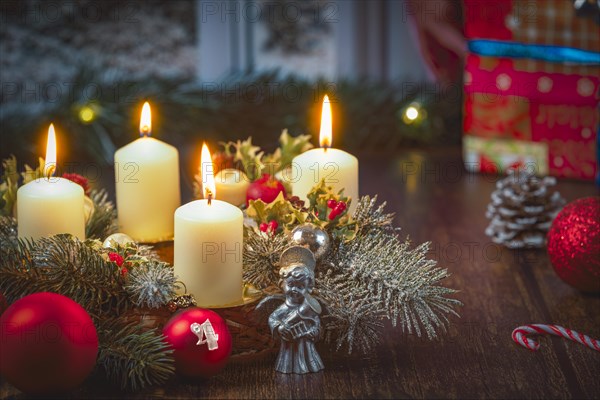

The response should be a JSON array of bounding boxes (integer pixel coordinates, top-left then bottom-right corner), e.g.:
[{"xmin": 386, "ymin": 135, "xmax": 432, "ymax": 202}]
[
  {"xmin": 401, "ymin": 102, "xmax": 426, "ymax": 125},
  {"xmin": 78, "ymin": 105, "xmax": 96, "ymax": 124}
]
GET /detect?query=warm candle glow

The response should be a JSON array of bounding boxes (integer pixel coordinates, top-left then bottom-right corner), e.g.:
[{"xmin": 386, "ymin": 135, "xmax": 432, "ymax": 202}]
[
  {"xmin": 139, "ymin": 102, "xmax": 152, "ymax": 137},
  {"xmin": 201, "ymin": 143, "xmax": 217, "ymax": 201},
  {"xmin": 44, "ymin": 124, "xmax": 57, "ymax": 178},
  {"xmin": 319, "ymin": 95, "xmax": 332, "ymax": 148}
]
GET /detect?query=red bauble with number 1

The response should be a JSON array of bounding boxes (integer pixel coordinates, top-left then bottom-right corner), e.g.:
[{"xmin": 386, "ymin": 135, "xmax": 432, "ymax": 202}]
[
  {"xmin": 163, "ymin": 307, "xmax": 232, "ymax": 378},
  {"xmin": 0, "ymin": 292, "xmax": 99, "ymax": 394}
]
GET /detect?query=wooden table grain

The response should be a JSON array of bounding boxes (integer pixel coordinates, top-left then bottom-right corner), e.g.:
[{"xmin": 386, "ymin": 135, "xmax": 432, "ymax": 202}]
[{"xmin": 2, "ymin": 148, "xmax": 599, "ymax": 399}]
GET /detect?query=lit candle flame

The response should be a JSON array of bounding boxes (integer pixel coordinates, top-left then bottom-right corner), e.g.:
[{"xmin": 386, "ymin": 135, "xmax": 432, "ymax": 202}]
[
  {"xmin": 44, "ymin": 124, "xmax": 57, "ymax": 178},
  {"xmin": 319, "ymin": 95, "xmax": 332, "ymax": 149},
  {"xmin": 139, "ymin": 102, "xmax": 152, "ymax": 137},
  {"xmin": 201, "ymin": 143, "xmax": 216, "ymax": 203}
]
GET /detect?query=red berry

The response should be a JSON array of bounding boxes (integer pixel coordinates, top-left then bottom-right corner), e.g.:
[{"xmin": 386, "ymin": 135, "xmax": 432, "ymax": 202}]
[
  {"xmin": 259, "ymin": 223, "xmax": 269, "ymax": 232},
  {"xmin": 108, "ymin": 252, "xmax": 124, "ymax": 267},
  {"xmin": 327, "ymin": 199, "xmax": 338, "ymax": 209},
  {"xmin": 328, "ymin": 210, "xmax": 339, "ymax": 220},
  {"xmin": 120, "ymin": 267, "xmax": 128, "ymax": 278},
  {"xmin": 335, "ymin": 201, "xmax": 347, "ymax": 212},
  {"xmin": 268, "ymin": 220, "xmax": 279, "ymax": 232}
]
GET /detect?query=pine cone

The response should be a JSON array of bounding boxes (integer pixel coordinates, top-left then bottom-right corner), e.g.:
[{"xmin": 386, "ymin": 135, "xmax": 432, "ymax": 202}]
[{"xmin": 485, "ymin": 170, "xmax": 566, "ymax": 249}]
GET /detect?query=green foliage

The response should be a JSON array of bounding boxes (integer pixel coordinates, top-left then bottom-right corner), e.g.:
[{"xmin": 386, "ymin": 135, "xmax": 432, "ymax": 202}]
[
  {"xmin": 262, "ymin": 129, "xmax": 314, "ymax": 173},
  {"xmin": 1, "ymin": 68, "xmax": 460, "ymax": 167},
  {"xmin": 220, "ymin": 129, "xmax": 314, "ymax": 182},
  {"xmin": 96, "ymin": 318, "xmax": 174, "ymax": 391},
  {"xmin": 86, "ymin": 189, "xmax": 118, "ymax": 240},
  {"xmin": 0, "ymin": 218, "xmax": 177, "ymax": 391},
  {"xmin": 245, "ymin": 179, "xmax": 356, "ymax": 241},
  {"xmin": 22, "ymin": 157, "xmax": 45, "ymax": 184},
  {"xmin": 305, "ymin": 180, "xmax": 355, "ymax": 241},
  {"xmin": 246, "ymin": 192, "xmax": 307, "ymax": 233},
  {"xmin": 222, "ymin": 136, "xmax": 265, "ymax": 182},
  {"xmin": 0, "ymin": 231, "xmax": 129, "ymax": 314},
  {"xmin": 243, "ymin": 195, "xmax": 462, "ymax": 354},
  {"xmin": 0, "ymin": 156, "xmax": 19, "ymax": 216}
]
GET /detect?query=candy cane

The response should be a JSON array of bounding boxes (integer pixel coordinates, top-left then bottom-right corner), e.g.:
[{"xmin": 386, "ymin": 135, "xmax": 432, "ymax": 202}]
[{"xmin": 512, "ymin": 324, "xmax": 600, "ymax": 352}]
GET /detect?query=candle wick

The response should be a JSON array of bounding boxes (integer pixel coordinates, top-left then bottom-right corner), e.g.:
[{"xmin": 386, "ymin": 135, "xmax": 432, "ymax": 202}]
[
  {"xmin": 45, "ymin": 164, "xmax": 56, "ymax": 180},
  {"xmin": 140, "ymin": 126, "xmax": 151, "ymax": 137},
  {"xmin": 207, "ymin": 191, "xmax": 213, "ymax": 206}
]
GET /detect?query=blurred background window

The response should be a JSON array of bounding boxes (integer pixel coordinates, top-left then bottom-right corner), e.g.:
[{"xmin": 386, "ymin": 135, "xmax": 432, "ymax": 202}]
[{"xmin": 0, "ymin": 0, "xmax": 464, "ymax": 168}]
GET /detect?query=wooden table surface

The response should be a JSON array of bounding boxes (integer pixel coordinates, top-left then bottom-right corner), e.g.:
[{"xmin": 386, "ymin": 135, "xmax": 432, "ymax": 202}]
[{"xmin": 2, "ymin": 148, "xmax": 599, "ymax": 399}]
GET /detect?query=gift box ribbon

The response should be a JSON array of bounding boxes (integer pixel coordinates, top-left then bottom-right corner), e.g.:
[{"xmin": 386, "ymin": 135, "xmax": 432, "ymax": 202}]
[{"xmin": 469, "ymin": 39, "xmax": 600, "ymax": 65}]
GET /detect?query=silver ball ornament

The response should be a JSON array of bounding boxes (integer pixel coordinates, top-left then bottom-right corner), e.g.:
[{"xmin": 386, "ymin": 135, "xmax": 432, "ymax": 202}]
[
  {"xmin": 103, "ymin": 233, "xmax": 135, "ymax": 248},
  {"xmin": 290, "ymin": 223, "xmax": 330, "ymax": 260}
]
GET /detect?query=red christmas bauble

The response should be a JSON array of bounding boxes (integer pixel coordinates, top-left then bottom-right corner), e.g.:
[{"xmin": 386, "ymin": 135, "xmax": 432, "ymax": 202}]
[
  {"xmin": 0, "ymin": 292, "xmax": 99, "ymax": 394},
  {"xmin": 0, "ymin": 291, "xmax": 7, "ymax": 315},
  {"xmin": 547, "ymin": 197, "xmax": 600, "ymax": 293},
  {"xmin": 163, "ymin": 307, "xmax": 232, "ymax": 378}
]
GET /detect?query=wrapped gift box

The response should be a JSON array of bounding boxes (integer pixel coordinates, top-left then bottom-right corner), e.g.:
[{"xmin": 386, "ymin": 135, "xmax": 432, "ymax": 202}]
[{"xmin": 462, "ymin": 0, "xmax": 600, "ymax": 180}]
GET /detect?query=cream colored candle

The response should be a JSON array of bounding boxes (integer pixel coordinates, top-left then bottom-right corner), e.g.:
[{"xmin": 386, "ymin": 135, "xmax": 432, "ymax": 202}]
[
  {"xmin": 17, "ymin": 124, "xmax": 85, "ymax": 240},
  {"xmin": 215, "ymin": 169, "xmax": 249, "ymax": 206},
  {"xmin": 174, "ymin": 144, "xmax": 243, "ymax": 307},
  {"xmin": 291, "ymin": 95, "xmax": 359, "ymax": 211},
  {"xmin": 114, "ymin": 102, "xmax": 180, "ymax": 242}
]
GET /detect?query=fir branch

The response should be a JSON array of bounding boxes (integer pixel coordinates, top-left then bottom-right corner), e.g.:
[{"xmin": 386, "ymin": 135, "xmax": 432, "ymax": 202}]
[
  {"xmin": 125, "ymin": 261, "xmax": 178, "ymax": 308},
  {"xmin": 318, "ymin": 272, "xmax": 384, "ymax": 354},
  {"xmin": 243, "ymin": 227, "xmax": 292, "ymax": 290},
  {"xmin": 0, "ymin": 216, "xmax": 18, "ymax": 251},
  {"xmin": 351, "ymin": 195, "xmax": 397, "ymax": 236},
  {"xmin": 0, "ymin": 235, "xmax": 41, "ymax": 304},
  {"xmin": 86, "ymin": 188, "xmax": 118, "ymax": 240},
  {"xmin": 243, "ymin": 194, "xmax": 461, "ymax": 353},
  {"xmin": 325, "ymin": 231, "xmax": 461, "ymax": 341},
  {"xmin": 0, "ymin": 231, "xmax": 130, "ymax": 315},
  {"xmin": 96, "ymin": 318, "xmax": 175, "ymax": 391},
  {"xmin": 33, "ymin": 235, "xmax": 130, "ymax": 315}
]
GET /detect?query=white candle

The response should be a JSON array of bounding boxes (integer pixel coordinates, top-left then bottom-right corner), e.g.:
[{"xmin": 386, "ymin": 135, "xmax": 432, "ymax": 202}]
[
  {"xmin": 114, "ymin": 102, "xmax": 180, "ymax": 242},
  {"xmin": 17, "ymin": 124, "xmax": 85, "ymax": 240},
  {"xmin": 215, "ymin": 168, "xmax": 249, "ymax": 206},
  {"xmin": 174, "ymin": 144, "xmax": 243, "ymax": 307},
  {"xmin": 291, "ymin": 95, "xmax": 359, "ymax": 211}
]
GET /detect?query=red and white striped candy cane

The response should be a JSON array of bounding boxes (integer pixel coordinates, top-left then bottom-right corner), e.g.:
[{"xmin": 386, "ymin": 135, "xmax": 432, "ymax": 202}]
[{"xmin": 512, "ymin": 324, "xmax": 600, "ymax": 352}]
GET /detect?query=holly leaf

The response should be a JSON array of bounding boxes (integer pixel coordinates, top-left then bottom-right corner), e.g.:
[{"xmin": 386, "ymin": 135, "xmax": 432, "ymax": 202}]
[
  {"xmin": 246, "ymin": 192, "xmax": 308, "ymax": 233},
  {"xmin": 222, "ymin": 138, "xmax": 264, "ymax": 181},
  {"xmin": 305, "ymin": 180, "xmax": 356, "ymax": 241},
  {"xmin": 0, "ymin": 156, "xmax": 19, "ymax": 217},
  {"xmin": 277, "ymin": 129, "xmax": 313, "ymax": 170},
  {"xmin": 22, "ymin": 157, "xmax": 45, "ymax": 184},
  {"xmin": 262, "ymin": 130, "xmax": 313, "ymax": 176}
]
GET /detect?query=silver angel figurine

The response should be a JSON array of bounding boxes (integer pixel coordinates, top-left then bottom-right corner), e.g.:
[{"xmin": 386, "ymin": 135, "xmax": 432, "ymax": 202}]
[{"xmin": 267, "ymin": 246, "xmax": 324, "ymax": 374}]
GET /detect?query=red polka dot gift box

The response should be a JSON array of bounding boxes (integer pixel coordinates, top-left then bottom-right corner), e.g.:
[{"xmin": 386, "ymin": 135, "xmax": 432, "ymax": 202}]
[{"xmin": 462, "ymin": 0, "xmax": 599, "ymax": 180}]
